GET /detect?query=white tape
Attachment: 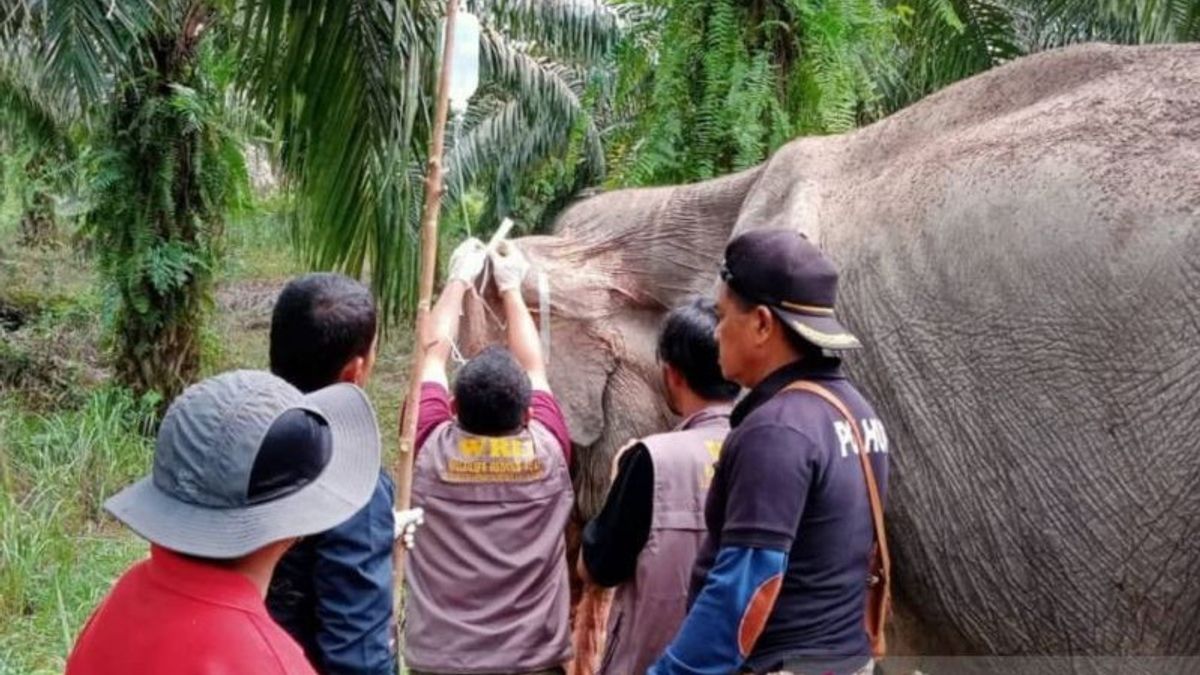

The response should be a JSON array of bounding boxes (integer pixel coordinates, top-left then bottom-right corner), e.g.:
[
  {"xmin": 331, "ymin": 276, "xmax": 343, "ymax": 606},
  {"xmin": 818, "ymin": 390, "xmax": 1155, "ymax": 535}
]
[
  {"xmin": 475, "ymin": 217, "xmax": 517, "ymax": 299},
  {"xmin": 486, "ymin": 217, "xmax": 516, "ymax": 253}
]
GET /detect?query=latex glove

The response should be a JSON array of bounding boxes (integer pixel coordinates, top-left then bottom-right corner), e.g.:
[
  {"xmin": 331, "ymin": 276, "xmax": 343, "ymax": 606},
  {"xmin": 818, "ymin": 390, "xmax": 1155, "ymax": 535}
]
[
  {"xmin": 448, "ymin": 238, "xmax": 487, "ymax": 284},
  {"xmin": 394, "ymin": 507, "xmax": 425, "ymax": 550},
  {"xmin": 490, "ymin": 240, "xmax": 530, "ymax": 293}
]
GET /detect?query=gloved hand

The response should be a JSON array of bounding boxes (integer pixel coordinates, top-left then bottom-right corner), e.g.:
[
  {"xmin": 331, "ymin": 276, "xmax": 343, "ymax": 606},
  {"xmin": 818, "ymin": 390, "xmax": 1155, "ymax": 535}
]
[
  {"xmin": 490, "ymin": 240, "xmax": 530, "ymax": 293},
  {"xmin": 393, "ymin": 507, "xmax": 425, "ymax": 550},
  {"xmin": 448, "ymin": 237, "xmax": 486, "ymax": 284}
]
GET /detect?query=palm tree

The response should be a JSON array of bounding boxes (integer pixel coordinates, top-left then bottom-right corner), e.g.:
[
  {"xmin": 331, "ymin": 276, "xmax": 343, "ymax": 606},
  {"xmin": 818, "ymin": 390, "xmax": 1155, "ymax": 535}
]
[
  {"xmin": 1, "ymin": 0, "xmax": 250, "ymax": 400},
  {"xmin": 239, "ymin": 0, "xmax": 622, "ymax": 319},
  {"xmin": 6, "ymin": 0, "xmax": 1195, "ymax": 397},
  {"xmin": 1, "ymin": 0, "xmax": 620, "ymax": 396},
  {"xmin": 0, "ymin": 25, "xmax": 78, "ymax": 245}
]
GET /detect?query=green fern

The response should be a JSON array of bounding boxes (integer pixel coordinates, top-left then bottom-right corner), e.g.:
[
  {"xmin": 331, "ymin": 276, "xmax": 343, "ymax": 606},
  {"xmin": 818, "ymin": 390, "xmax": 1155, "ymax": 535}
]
[
  {"xmin": 694, "ymin": 0, "xmax": 744, "ymax": 179},
  {"xmin": 606, "ymin": 0, "xmax": 897, "ymax": 186}
]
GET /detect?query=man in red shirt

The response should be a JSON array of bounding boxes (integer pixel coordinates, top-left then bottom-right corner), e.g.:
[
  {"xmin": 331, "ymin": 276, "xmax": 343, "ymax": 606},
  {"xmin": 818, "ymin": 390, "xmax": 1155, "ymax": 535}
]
[{"xmin": 66, "ymin": 370, "xmax": 382, "ymax": 675}]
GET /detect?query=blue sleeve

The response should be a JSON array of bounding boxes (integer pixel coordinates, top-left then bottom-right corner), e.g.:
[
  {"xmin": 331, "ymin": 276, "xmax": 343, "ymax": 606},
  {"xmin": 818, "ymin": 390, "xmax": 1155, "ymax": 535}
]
[
  {"xmin": 312, "ymin": 473, "xmax": 397, "ymax": 675},
  {"xmin": 649, "ymin": 546, "xmax": 787, "ymax": 675}
]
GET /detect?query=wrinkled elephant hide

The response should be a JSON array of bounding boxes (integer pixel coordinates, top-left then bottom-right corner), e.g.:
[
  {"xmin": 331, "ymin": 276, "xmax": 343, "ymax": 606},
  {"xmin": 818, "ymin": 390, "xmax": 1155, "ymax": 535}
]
[{"xmin": 459, "ymin": 43, "xmax": 1200, "ymax": 668}]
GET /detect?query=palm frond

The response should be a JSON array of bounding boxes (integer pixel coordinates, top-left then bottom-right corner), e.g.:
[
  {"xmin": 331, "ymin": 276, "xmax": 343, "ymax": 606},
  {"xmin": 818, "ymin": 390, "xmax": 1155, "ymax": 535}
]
[
  {"xmin": 468, "ymin": 0, "xmax": 621, "ymax": 64},
  {"xmin": 0, "ymin": 0, "xmax": 149, "ymax": 125},
  {"xmin": 886, "ymin": 0, "xmax": 1021, "ymax": 109},
  {"xmin": 447, "ymin": 98, "xmax": 530, "ymax": 198},
  {"xmin": 39, "ymin": 0, "xmax": 151, "ymax": 107},
  {"xmin": 1022, "ymin": 0, "xmax": 1200, "ymax": 46},
  {"xmin": 446, "ymin": 24, "xmax": 603, "ymax": 207},
  {"xmin": 240, "ymin": 0, "xmax": 438, "ymax": 320},
  {"xmin": 606, "ymin": 0, "xmax": 702, "ymax": 186},
  {"xmin": 0, "ymin": 43, "xmax": 75, "ymax": 148},
  {"xmin": 478, "ymin": 24, "xmax": 590, "ymax": 128}
]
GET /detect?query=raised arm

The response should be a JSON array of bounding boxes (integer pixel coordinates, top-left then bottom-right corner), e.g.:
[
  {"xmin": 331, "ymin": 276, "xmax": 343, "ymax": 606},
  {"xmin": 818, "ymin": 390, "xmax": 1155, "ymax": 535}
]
[
  {"xmin": 490, "ymin": 241, "xmax": 550, "ymax": 391},
  {"xmin": 420, "ymin": 238, "xmax": 486, "ymax": 387}
]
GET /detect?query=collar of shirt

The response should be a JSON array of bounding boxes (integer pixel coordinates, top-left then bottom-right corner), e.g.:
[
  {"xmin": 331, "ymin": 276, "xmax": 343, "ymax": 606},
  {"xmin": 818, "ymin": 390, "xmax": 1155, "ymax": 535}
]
[
  {"xmin": 676, "ymin": 404, "xmax": 734, "ymax": 432},
  {"xmin": 144, "ymin": 544, "xmax": 267, "ymax": 616},
  {"xmin": 730, "ymin": 357, "xmax": 844, "ymax": 428}
]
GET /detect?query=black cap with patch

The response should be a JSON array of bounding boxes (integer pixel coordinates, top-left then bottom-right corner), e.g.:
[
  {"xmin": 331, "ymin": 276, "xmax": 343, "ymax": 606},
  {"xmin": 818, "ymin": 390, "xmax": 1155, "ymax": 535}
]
[{"xmin": 720, "ymin": 229, "xmax": 861, "ymax": 350}]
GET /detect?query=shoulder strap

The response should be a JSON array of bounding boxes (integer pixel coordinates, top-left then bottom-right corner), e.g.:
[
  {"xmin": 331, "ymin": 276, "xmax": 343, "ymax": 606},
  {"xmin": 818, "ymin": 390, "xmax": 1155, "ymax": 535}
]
[{"xmin": 781, "ymin": 381, "xmax": 891, "ymax": 584}]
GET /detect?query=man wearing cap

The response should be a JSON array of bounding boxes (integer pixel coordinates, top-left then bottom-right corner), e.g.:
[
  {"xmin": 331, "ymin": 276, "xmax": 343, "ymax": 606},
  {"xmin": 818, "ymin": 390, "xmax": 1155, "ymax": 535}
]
[
  {"xmin": 651, "ymin": 229, "xmax": 889, "ymax": 675},
  {"xmin": 404, "ymin": 238, "xmax": 574, "ymax": 674},
  {"xmin": 66, "ymin": 370, "xmax": 382, "ymax": 675},
  {"xmin": 580, "ymin": 297, "xmax": 739, "ymax": 675}
]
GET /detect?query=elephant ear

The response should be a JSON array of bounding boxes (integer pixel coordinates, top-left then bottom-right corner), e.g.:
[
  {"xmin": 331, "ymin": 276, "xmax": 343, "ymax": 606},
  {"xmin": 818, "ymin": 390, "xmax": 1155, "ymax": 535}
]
[
  {"xmin": 553, "ymin": 167, "xmax": 765, "ymax": 309},
  {"xmin": 459, "ymin": 164, "xmax": 765, "ymax": 509},
  {"xmin": 543, "ymin": 317, "xmax": 618, "ymax": 449}
]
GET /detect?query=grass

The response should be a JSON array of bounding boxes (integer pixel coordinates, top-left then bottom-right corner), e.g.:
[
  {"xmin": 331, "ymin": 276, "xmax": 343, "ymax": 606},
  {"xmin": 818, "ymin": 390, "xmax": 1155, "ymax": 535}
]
[
  {"xmin": 0, "ymin": 390, "xmax": 156, "ymax": 674},
  {"xmin": 0, "ymin": 203, "xmax": 415, "ymax": 672}
]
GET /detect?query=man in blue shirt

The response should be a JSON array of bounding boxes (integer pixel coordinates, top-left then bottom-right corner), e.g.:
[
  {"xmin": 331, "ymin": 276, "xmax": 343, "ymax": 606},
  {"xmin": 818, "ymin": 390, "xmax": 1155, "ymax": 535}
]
[
  {"xmin": 265, "ymin": 272, "xmax": 427, "ymax": 674},
  {"xmin": 652, "ymin": 229, "xmax": 889, "ymax": 675}
]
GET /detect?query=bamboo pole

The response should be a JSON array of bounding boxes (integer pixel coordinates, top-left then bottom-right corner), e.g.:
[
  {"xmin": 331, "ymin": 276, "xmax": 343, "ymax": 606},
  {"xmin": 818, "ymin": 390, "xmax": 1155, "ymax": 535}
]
[{"xmin": 394, "ymin": 0, "xmax": 459, "ymax": 594}]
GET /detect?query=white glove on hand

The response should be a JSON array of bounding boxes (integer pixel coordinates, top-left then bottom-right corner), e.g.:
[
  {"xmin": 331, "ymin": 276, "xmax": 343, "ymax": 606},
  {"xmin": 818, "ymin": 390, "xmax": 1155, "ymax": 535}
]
[
  {"xmin": 448, "ymin": 238, "xmax": 487, "ymax": 284},
  {"xmin": 490, "ymin": 240, "xmax": 530, "ymax": 293},
  {"xmin": 393, "ymin": 507, "xmax": 425, "ymax": 550}
]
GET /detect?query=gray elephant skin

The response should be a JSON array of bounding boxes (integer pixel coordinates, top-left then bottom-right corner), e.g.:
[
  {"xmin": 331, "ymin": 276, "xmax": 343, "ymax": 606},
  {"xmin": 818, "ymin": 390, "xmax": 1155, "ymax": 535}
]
[{"xmin": 459, "ymin": 43, "xmax": 1200, "ymax": 669}]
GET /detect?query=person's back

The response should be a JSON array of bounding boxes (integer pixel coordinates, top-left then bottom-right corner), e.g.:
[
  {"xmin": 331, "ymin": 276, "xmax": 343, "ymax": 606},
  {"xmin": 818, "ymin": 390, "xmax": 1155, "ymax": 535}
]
[
  {"xmin": 402, "ymin": 238, "xmax": 574, "ymax": 675},
  {"xmin": 407, "ymin": 406, "xmax": 573, "ymax": 672},
  {"xmin": 600, "ymin": 412, "xmax": 729, "ymax": 675}
]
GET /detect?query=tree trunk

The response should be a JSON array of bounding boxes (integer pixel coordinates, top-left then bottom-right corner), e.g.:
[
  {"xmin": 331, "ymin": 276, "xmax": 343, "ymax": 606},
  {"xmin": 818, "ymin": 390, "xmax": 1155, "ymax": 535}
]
[
  {"xmin": 98, "ymin": 8, "xmax": 220, "ymax": 405},
  {"xmin": 18, "ymin": 156, "xmax": 58, "ymax": 248}
]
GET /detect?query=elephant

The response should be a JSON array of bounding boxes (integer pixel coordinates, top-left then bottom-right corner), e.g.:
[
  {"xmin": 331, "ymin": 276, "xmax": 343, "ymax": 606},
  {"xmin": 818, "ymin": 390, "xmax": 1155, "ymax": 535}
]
[{"xmin": 458, "ymin": 43, "xmax": 1200, "ymax": 669}]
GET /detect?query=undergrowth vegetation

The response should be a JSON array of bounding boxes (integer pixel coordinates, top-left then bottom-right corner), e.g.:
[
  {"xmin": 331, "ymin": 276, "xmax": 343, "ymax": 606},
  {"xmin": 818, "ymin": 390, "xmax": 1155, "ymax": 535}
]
[{"xmin": 0, "ymin": 388, "xmax": 157, "ymax": 674}]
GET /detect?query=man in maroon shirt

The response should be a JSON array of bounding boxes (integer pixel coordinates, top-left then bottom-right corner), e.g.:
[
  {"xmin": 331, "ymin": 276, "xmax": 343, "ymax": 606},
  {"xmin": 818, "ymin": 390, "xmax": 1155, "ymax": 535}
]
[
  {"xmin": 404, "ymin": 238, "xmax": 574, "ymax": 675},
  {"xmin": 66, "ymin": 370, "xmax": 382, "ymax": 675}
]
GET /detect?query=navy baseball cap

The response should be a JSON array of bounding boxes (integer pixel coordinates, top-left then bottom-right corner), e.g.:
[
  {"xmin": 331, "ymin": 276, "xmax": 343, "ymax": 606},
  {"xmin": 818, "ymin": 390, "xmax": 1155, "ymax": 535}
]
[{"xmin": 720, "ymin": 229, "xmax": 861, "ymax": 350}]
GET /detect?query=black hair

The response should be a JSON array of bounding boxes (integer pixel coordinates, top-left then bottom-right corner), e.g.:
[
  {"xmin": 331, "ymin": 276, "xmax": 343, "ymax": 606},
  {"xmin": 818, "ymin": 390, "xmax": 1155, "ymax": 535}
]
[
  {"xmin": 724, "ymin": 285, "xmax": 831, "ymax": 363},
  {"xmin": 270, "ymin": 273, "xmax": 378, "ymax": 393},
  {"xmin": 453, "ymin": 346, "xmax": 532, "ymax": 435},
  {"xmin": 658, "ymin": 297, "xmax": 740, "ymax": 401}
]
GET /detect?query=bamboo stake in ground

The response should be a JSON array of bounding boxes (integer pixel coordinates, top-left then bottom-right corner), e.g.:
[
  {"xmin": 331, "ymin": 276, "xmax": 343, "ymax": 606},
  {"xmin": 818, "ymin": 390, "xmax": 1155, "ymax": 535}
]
[{"xmin": 395, "ymin": 0, "xmax": 459, "ymax": 594}]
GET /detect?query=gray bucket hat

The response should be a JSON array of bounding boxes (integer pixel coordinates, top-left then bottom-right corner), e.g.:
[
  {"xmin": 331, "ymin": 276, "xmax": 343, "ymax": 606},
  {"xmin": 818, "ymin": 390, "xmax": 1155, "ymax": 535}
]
[{"xmin": 105, "ymin": 370, "xmax": 381, "ymax": 559}]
